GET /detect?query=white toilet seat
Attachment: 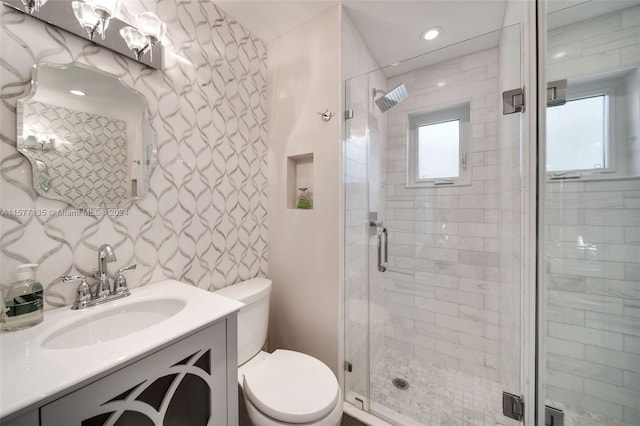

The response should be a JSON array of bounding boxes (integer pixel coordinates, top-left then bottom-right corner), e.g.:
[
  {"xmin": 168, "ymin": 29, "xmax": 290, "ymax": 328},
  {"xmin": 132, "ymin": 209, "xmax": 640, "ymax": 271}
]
[
  {"xmin": 244, "ymin": 386, "xmax": 343, "ymax": 426},
  {"xmin": 239, "ymin": 350, "xmax": 343, "ymax": 426}
]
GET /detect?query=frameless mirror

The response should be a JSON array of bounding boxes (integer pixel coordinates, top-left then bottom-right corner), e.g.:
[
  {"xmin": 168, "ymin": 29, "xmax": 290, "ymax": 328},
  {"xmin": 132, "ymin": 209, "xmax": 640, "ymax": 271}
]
[{"xmin": 17, "ymin": 62, "xmax": 156, "ymax": 209}]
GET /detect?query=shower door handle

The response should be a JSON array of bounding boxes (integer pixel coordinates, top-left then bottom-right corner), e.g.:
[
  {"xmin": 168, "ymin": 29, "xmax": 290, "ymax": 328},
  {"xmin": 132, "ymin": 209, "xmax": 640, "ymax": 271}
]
[{"xmin": 377, "ymin": 226, "xmax": 388, "ymax": 272}]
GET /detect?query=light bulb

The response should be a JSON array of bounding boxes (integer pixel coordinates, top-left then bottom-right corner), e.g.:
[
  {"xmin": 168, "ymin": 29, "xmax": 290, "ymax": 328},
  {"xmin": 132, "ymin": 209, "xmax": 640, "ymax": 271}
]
[
  {"xmin": 87, "ymin": 0, "xmax": 119, "ymax": 40},
  {"xmin": 21, "ymin": 0, "xmax": 48, "ymax": 14},
  {"xmin": 88, "ymin": 0, "xmax": 119, "ymax": 17},
  {"xmin": 136, "ymin": 12, "xmax": 166, "ymax": 42},
  {"xmin": 421, "ymin": 27, "xmax": 442, "ymax": 41},
  {"xmin": 120, "ymin": 27, "xmax": 147, "ymax": 59},
  {"xmin": 72, "ymin": 1, "xmax": 100, "ymax": 40}
]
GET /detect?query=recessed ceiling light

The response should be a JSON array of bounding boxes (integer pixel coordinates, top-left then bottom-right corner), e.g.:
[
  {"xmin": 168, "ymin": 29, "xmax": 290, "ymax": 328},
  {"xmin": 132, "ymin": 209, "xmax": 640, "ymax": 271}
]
[
  {"xmin": 69, "ymin": 89, "xmax": 85, "ymax": 96},
  {"xmin": 552, "ymin": 51, "xmax": 567, "ymax": 59},
  {"xmin": 421, "ymin": 27, "xmax": 442, "ymax": 41},
  {"xmin": 437, "ymin": 81, "xmax": 446, "ymax": 88}
]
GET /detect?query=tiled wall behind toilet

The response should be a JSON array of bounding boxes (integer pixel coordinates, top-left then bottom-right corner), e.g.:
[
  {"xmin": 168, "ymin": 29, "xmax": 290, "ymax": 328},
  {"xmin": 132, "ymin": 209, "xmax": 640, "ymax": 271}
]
[{"xmin": 0, "ymin": 0, "xmax": 268, "ymax": 308}]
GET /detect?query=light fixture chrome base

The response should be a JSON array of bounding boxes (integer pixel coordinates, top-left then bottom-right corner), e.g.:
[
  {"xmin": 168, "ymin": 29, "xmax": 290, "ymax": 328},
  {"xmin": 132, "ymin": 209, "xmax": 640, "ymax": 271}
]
[
  {"xmin": 2, "ymin": 0, "xmax": 164, "ymax": 69},
  {"xmin": 20, "ymin": 0, "xmax": 44, "ymax": 14}
]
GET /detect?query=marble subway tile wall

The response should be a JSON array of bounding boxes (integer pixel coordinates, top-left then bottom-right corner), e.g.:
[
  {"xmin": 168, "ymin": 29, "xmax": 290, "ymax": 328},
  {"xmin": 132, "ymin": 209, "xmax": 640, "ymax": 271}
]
[
  {"xmin": 497, "ymin": 22, "xmax": 523, "ymax": 397},
  {"xmin": 545, "ymin": 5, "xmax": 640, "ymax": 424},
  {"xmin": 383, "ymin": 48, "xmax": 501, "ymax": 380},
  {"xmin": 0, "ymin": 0, "xmax": 268, "ymax": 308},
  {"xmin": 544, "ymin": 180, "xmax": 640, "ymax": 424},
  {"xmin": 368, "ymin": 87, "xmax": 387, "ymax": 372}
]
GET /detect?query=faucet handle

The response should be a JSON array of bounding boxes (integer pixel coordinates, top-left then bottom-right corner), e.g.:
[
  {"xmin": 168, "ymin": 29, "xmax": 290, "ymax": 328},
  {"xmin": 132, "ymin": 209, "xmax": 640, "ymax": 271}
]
[
  {"xmin": 61, "ymin": 275, "xmax": 85, "ymax": 283},
  {"xmin": 61, "ymin": 275, "xmax": 92, "ymax": 310},
  {"xmin": 118, "ymin": 264, "xmax": 137, "ymax": 274},
  {"xmin": 113, "ymin": 264, "xmax": 136, "ymax": 296}
]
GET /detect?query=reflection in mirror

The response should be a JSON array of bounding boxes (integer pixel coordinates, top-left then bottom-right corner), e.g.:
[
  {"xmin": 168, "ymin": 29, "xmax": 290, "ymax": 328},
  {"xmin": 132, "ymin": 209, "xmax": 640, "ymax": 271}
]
[{"xmin": 16, "ymin": 63, "xmax": 156, "ymax": 209}]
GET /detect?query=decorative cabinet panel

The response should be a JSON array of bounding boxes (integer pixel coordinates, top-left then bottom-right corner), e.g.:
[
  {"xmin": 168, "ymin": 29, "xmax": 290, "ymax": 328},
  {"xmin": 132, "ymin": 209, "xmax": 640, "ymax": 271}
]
[
  {"xmin": 1, "ymin": 411, "xmax": 38, "ymax": 426},
  {"xmin": 41, "ymin": 321, "xmax": 232, "ymax": 426}
]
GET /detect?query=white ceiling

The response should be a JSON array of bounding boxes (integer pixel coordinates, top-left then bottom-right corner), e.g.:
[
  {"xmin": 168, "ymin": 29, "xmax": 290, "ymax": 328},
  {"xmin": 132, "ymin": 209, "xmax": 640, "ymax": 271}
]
[
  {"xmin": 213, "ymin": 0, "xmax": 640, "ymax": 78},
  {"xmin": 342, "ymin": 1, "xmax": 507, "ymax": 72},
  {"xmin": 214, "ymin": 0, "xmax": 507, "ymax": 74},
  {"xmin": 213, "ymin": 0, "xmax": 338, "ymax": 43}
]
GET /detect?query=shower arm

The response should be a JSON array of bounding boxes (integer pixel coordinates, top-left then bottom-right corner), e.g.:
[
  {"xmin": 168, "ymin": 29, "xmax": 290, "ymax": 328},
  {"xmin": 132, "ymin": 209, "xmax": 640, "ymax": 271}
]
[{"xmin": 372, "ymin": 88, "xmax": 386, "ymax": 98}]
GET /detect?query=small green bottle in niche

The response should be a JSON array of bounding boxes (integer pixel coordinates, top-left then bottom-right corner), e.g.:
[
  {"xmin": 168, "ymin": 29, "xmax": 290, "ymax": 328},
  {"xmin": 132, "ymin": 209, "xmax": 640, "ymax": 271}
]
[
  {"xmin": 297, "ymin": 187, "xmax": 312, "ymax": 209},
  {"xmin": 1, "ymin": 264, "xmax": 44, "ymax": 331}
]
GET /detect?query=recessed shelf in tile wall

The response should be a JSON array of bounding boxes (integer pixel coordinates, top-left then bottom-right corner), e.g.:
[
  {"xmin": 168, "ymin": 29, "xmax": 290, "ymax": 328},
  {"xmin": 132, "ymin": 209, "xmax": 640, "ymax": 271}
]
[{"xmin": 287, "ymin": 153, "xmax": 313, "ymax": 209}]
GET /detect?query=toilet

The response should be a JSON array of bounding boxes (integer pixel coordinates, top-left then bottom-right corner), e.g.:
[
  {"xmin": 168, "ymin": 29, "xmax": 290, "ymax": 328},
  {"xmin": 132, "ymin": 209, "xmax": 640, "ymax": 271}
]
[{"xmin": 215, "ymin": 278, "xmax": 343, "ymax": 426}]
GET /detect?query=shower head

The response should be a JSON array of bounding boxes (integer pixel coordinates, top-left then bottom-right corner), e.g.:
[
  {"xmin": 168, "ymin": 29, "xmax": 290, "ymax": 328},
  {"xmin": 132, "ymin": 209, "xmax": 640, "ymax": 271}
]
[{"xmin": 373, "ymin": 83, "xmax": 408, "ymax": 113}]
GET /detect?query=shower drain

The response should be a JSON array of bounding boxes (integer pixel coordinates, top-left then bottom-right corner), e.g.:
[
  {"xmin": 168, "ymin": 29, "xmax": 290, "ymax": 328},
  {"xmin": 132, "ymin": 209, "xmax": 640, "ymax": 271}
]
[{"xmin": 392, "ymin": 378, "xmax": 409, "ymax": 390}]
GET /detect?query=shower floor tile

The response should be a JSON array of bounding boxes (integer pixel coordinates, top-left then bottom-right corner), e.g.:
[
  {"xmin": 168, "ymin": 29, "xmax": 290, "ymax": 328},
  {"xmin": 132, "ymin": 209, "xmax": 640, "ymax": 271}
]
[
  {"xmin": 368, "ymin": 348, "xmax": 636, "ymax": 426},
  {"xmin": 547, "ymin": 400, "xmax": 636, "ymax": 426},
  {"xmin": 370, "ymin": 348, "xmax": 505, "ymax": 426}
]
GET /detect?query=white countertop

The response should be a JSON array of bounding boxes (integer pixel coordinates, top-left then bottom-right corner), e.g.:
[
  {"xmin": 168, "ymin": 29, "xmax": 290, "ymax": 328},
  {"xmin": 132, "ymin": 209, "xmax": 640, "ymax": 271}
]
[{"xmin": 0, "ymin": 279, "xmax": 243, "ymax": 420}]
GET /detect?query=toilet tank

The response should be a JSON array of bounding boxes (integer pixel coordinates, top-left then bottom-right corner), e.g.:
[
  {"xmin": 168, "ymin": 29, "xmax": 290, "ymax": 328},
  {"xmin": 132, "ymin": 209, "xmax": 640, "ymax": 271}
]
[{"xmin": 214, "ymin": 278, "xmax": 271, "ymax": 365}]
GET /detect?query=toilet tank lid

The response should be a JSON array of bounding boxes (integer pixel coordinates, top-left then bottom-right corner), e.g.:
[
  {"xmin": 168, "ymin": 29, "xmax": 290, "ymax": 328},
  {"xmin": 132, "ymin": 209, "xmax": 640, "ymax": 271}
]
[{"xmin": 215, "ymin": 277, "xmax": 272, "ymax": 305}]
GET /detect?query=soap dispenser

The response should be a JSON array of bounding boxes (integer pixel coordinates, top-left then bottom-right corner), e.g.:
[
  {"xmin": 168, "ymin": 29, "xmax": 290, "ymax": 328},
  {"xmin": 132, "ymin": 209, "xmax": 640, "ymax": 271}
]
[{"xmin": 1, "ymin": 264, "xmax": 44, "ymax": 331}]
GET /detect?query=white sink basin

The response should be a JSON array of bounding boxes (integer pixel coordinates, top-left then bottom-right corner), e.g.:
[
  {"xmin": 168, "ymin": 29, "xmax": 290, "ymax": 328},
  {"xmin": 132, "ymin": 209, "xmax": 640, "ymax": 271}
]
[
  {"xmin": 42, "ymin": 298, "xmax": 186, "ymax": 350},
  {"xmin": 1, "ymin": 279, "xmax": 243, "ymax": 421}
]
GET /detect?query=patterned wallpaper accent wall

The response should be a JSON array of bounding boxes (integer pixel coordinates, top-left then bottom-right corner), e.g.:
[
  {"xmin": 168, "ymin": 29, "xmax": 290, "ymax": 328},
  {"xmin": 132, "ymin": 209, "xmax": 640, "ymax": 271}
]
[
  {"xmin": 0, "ymin": 0, "xmax": 268, "ymax": 308},
  {"xmin": 22, "ymin": 100, "xmax": 129, "ymax": 207}
]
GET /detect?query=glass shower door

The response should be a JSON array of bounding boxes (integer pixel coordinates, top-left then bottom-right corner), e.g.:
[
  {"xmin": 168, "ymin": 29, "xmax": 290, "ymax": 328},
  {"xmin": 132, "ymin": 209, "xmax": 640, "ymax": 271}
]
[
  {"xmin": 344, "ymin": 72, "xmax": 372, "ymax": 413},
  {"xmin": 540, "ymin": 1, "xmax": 640, "ymax": 425},
  {"xmin": 343, "ymin": 22, "xmax": 527, "ymax": 425}
]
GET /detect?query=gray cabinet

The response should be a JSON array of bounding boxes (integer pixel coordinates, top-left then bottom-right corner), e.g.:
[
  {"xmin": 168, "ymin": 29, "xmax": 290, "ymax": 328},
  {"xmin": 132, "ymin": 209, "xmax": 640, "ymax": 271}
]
[
  {"xmin": 33, "ymin": 318, "xmax": 237, "ymax": 426},
  {"xmin": 1, "ymin": 411, "xmax": 39, "ymax": 426}
]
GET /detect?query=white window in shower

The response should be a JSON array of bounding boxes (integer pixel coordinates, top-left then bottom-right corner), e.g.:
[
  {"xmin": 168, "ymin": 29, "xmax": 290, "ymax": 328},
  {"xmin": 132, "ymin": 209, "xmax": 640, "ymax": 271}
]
[
  {"xmin": 547, "ymin": 92, "xmax": 611, "ymax": 173},
  {"xmin": 407, "ymin": 102, "xmax": 470, "ymax": 187},
  {"xmin": 546, "ymin": 74, "xmax": 625, "ymax": 177}
]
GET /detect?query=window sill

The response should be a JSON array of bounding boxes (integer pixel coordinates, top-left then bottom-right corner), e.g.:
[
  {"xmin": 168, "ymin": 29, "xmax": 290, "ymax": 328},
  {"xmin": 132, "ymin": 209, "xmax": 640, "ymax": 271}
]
[
  {"xmin": 406, "ymin": 180, "xmax": 472, "ymax": 188},
  {"xmin": 546, "ymin": 174, "xmax": 640, "ymax": 183}
]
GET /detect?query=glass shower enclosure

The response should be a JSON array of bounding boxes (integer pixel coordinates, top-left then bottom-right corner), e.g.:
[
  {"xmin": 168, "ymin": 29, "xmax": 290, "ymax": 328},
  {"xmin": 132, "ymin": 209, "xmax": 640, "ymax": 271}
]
[
  {"xmin": 540, "ymin": 1, "xmax": 640, "ymax": 426},
  {"xmin": 342, "ymin": 0, "xmax": 640, "ymax": 425},
  {"xmin": 343, "ymin": 22, "xmax": 525, "ymax": 425}
]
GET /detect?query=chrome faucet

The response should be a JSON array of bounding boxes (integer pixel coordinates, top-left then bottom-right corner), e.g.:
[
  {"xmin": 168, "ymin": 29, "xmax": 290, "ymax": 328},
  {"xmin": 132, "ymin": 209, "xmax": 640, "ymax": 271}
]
[
  {"xmin": 96, "ymin": 244, "xmax": 117, "ymax": 299},
  {"xmin": 61, "ymin": 244, "xmax": 136, "ymax": 310}
]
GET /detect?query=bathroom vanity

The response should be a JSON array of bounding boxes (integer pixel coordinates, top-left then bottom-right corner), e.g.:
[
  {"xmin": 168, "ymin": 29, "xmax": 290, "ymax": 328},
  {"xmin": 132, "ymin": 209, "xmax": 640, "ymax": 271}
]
[{"xmin": 0, "ymin": 280, "xmax": 243, "ymax": 426}]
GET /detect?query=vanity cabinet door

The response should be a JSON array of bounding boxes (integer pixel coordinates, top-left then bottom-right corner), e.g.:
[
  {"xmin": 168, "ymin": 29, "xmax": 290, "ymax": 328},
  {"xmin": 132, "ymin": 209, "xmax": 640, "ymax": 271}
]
[
  {"xmin": 1, "ymin": 410, "xmax": 38, "ymax": 426},
  {"xmin": 41, "ymin": 321, "xmax": 229, "ymax": 426}
]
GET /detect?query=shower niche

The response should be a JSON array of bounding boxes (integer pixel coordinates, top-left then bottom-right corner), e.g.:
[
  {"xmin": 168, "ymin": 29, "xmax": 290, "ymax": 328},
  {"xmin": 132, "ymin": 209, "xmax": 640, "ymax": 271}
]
[{"xmin": 287, "ymin": 153, "xmax": 314, "ymax": 209}]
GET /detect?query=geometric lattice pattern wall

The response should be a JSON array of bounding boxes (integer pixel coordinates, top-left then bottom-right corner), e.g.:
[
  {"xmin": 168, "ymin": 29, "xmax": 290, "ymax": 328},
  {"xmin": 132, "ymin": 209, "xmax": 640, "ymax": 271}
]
[
  {"xmin": 0, "ymin": 0, "xmax": 268, "ymax": 308},
  {"xmin": 22, "ymin": 100, "xmax": 129, "ymax": 207}
]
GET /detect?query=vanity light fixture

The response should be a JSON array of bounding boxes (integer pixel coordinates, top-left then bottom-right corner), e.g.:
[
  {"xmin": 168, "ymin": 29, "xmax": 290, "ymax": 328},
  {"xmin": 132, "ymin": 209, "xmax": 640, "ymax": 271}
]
[
  {"xmin": 69, "ymin": 89, "xmax": 86, "ymax": 96},
  {"xmin": 20, "ymin": 0, "xmax": 47, "ymax": 14},
  {"xmin": 70, "ymin": 0, "xmax": 165, "ymax": 64},
  {"xmin": 120, "ymin": 12, "xmax": 166, "ymax": 62},
  {"xmin": 421, "ymin": 26, "xmax": 442, "ymax": 41},
  {"xmin": 71, "ymin": 0, "xmax": 120, "ymax": 41},
  {"xmin": 70, "ymin": 0, "xmax": 120, "ymax": 41}
]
